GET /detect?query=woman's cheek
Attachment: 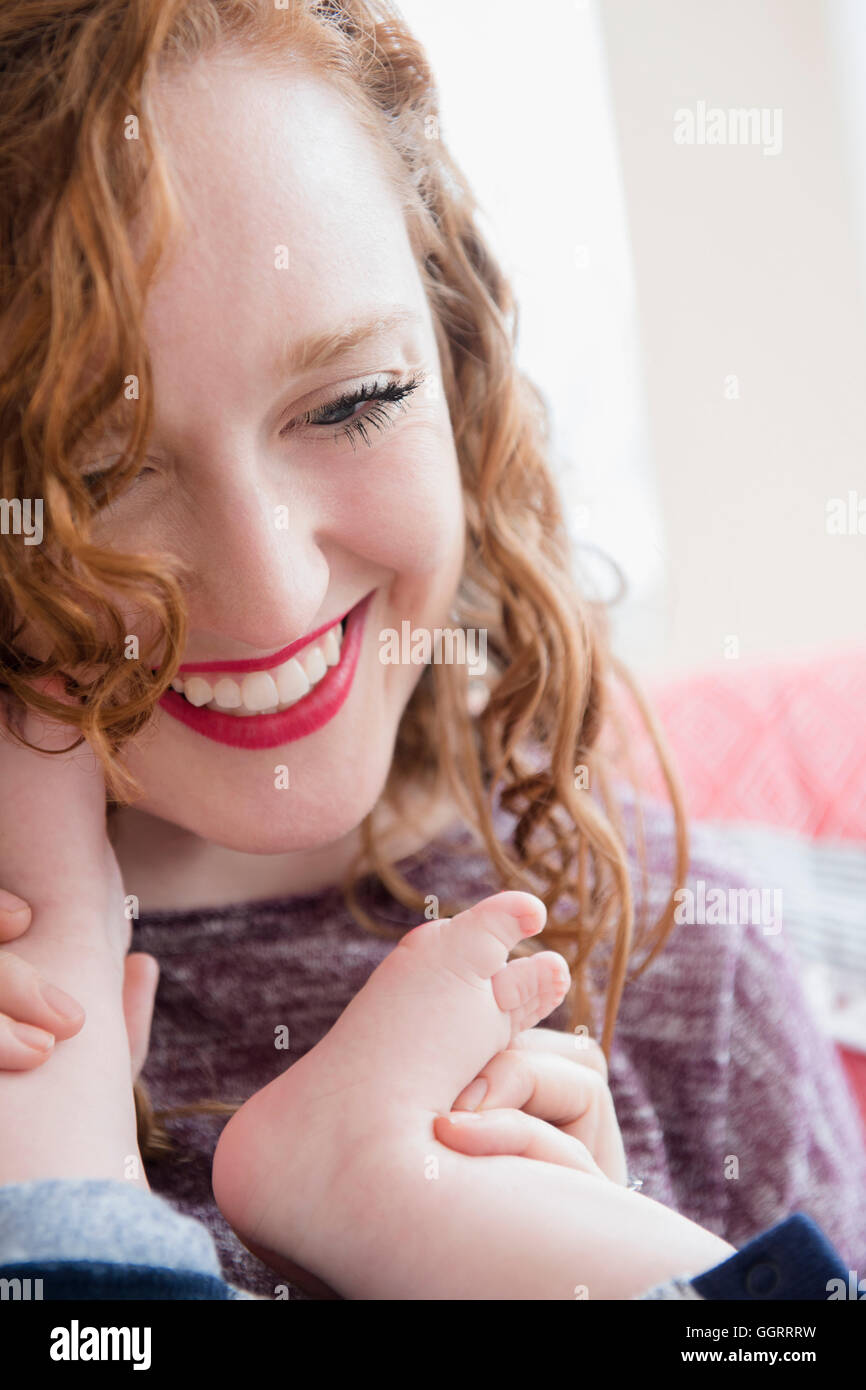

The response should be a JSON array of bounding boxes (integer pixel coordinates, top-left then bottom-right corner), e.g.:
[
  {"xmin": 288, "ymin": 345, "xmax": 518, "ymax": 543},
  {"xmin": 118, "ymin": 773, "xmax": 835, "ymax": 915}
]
[{"xmin": 338, "ymin": 424, "xmax": 464, "ymax": 577}]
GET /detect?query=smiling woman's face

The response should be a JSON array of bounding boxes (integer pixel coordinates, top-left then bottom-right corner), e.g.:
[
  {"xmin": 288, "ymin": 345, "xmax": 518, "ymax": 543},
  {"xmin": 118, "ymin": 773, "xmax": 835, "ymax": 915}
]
[{"xmin": 97, "ymin": 52, "xmax": 465, "ymax": 854}]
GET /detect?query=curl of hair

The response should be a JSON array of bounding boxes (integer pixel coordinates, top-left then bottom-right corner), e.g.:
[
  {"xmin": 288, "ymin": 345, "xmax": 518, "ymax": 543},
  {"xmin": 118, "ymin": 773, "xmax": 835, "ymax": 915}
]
[{"xmin": 0, "ymin": 0, "xmax": 688, "ymax": 1161}]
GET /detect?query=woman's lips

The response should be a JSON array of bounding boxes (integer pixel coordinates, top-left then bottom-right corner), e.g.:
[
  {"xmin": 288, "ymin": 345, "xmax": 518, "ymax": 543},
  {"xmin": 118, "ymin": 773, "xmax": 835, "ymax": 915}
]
[
  {"xmin": 174, "ymin": 602, "xmax": 357, "ymax": 677},
  {"xmin": 157, "ymin": 592, "xmax": 373, "ymax": 749}
]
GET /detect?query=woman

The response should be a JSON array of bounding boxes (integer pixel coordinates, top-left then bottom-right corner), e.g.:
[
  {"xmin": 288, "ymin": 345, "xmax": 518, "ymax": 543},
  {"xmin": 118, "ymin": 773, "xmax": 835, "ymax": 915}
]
[{"xmin": 0, "ymin": 0, "xmax": 863, "ymax": 1299}]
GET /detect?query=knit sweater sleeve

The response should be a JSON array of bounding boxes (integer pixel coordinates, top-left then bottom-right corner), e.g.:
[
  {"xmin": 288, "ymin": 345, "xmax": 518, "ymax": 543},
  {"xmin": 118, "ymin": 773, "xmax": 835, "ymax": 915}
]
[
  {"xmin": 603, "ymin": 807, "xmax": 866, "ymax": 1279},
  {"xmin": 722, "ymin": 920, "xmax": 866, "ymax": 1270},
  {"xmin": 626, "ymin": 913, "xmax": 866, "ymax": 1301}
]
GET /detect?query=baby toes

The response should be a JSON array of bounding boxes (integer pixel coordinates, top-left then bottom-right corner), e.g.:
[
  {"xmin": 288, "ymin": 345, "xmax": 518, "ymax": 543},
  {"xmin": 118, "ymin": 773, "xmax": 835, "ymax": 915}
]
[
  {"xmin": 491, "ymin": 950, "xmax": 571, "ymax": 1035},
  {"xmin": 436, "ymin": 891, "xmax": 548, "ymax": 983}
]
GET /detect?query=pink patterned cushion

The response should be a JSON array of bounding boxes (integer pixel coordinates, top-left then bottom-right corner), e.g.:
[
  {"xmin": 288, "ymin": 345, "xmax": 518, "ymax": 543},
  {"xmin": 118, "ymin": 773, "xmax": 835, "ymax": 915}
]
[
  {"xmin": 630, "ymin": 648, "xmax": 866, "ymax": 843},
  {"xmin": 624, "ymin": 646, "xmax": 866, "ymax": 1135}
]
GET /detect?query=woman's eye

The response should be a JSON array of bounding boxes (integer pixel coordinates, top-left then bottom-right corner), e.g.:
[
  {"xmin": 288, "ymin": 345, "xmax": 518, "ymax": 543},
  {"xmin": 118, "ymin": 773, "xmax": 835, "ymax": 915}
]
[
  {"xmin": 287, "ymin": 372, "xmax": 426, "ymax": 449},
  {"xmin": 81, "ymin": 374, "xmax": 427, "ymax": 506},
  {"xmin": 314, "ymin": 398, "xmax": 367, "ymax": 426},
  {"xmin": 81, "ymin": 461, "xmax": 152, "ymax": 507}
]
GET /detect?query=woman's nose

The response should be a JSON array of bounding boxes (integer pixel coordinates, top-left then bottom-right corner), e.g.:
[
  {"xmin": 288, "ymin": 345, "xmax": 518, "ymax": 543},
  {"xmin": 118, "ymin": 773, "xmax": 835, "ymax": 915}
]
[{"xmin": 181, "ymin": 464, "xmax": 330, "ymax": 652}]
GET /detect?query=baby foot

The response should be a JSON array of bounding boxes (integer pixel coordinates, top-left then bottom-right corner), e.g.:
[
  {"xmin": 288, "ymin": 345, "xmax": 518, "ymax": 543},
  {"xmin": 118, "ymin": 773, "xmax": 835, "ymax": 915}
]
[{"xmin": 212, "ymin": 891, "xmax": 570, "ymax": 1298}]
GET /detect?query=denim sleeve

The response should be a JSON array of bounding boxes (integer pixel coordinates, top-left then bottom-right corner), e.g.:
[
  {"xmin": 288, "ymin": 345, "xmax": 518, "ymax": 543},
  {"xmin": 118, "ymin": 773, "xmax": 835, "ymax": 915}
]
[
  {"xmin": 637, "ymin": 1212, "xmax": 849, "ymax": 1300},
  {"xmin": 0, "ymin": 1178, "xmax": 255, "ymax": 1300}
]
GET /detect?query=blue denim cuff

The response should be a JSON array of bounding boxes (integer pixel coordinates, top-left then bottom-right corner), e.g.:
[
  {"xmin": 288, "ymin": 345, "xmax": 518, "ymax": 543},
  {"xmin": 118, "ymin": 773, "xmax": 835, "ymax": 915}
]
[
  {"xmin": 0, "ymin": 1179, "xmax": 224, "ymax": 1278},
  {"xmin": 691, "ymin": 1212, "xmax": 848, "ymax": 1300},
  {"xmin": 0, "ymin": 1260, "xmax": 244, "ymax": 1300}
]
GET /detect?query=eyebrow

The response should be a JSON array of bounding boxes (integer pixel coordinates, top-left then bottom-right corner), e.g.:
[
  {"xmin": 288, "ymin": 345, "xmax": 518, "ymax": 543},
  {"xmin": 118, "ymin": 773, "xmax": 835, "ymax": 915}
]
[
  {"xmin": 275, "ymin": 306, "xmax": 424, "ymax": 379},
  {"xmin": 86, "ymin": 307, "xmax": 425, "ymax": 448}
]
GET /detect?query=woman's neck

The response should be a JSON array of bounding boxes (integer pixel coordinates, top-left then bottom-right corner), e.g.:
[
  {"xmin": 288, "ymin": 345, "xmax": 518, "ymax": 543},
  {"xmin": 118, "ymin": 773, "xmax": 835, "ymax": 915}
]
[{"xmin": 110, "ymin": 785, "xmax": 463, "ymax": 913}]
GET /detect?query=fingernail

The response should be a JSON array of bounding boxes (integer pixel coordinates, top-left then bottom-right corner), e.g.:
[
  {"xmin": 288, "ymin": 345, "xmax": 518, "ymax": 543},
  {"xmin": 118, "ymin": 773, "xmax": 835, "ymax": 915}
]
[
  {"xmin": 455, "ymin": 1078, "xmax": 488, "ymax": 1111},
  {"xmin": 0, "ymin": 890, "xmax": 29, "ymax": 917},
  {"xmin": 11, "ymin": 1021, "xmax": 54, "ymax": 1052},
  {"xmin": 449, "ymin": 1110, "xmax": 484, "ymax": 1123},
  {"xmin": 40, "ymin": 983, "xmax": 84, "ymax": 1021}
]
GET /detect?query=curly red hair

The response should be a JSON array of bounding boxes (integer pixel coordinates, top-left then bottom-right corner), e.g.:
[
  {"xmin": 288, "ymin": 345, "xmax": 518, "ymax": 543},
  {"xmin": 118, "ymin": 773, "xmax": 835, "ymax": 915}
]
[{"xmin": 0, "ymin": 0, "xmax": 687, "ymax": 1155}]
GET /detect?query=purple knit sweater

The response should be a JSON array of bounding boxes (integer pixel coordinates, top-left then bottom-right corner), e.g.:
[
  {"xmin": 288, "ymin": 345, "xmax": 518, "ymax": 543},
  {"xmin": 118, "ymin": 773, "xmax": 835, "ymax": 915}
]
[{"xmin": 132, "ymin": 800, "xmax": 866, "ymax": 1298}]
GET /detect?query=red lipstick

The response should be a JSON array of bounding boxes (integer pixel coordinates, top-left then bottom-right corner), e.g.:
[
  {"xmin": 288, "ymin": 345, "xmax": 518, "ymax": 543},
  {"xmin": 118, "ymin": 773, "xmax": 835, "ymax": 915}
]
[
  {"xmin": 175, "ymin": 605, "xmax": 356, "ymax": 677},
  {"xmin": 158, "ymin": 591, "xmax": 373, "ymax": 750}
]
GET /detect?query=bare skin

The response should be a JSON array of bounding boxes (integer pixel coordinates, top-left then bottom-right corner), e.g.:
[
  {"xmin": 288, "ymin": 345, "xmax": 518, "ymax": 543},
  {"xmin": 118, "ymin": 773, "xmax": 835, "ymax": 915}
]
[
  {"xmin": 0, "ymin": 721, "xmax": 734, "ymax": 1299},
  {"xmin": 211, "ymin": 890, "xmax": 734, "ymax": 1300},
  {"xmin": 0, "ymin": 52, "xmax": 734, "ymax": 1299},
  {"xmin": 0, "ymin": 716, "xmax": 147, "ymax": 1188}
]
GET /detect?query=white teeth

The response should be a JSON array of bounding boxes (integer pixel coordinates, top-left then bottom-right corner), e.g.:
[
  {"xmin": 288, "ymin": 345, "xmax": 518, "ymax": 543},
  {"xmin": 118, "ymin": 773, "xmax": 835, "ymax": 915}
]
[
  {"xmin": 274, "ymin": 657, "xmax": 310, "ymax": 705},
  {"xmin": 241, "ymin": 671, "xmax": 280, "ymax": 712},
  {"xmin": 301, "ymin": 643, "xmax": 327, "ymax": 684},
  {"xmin": 176, "ymin": 624, "xmax": 345, "ymax": 716},
  {"xmin": 184, "ymin": 676, "xmax": 213, "ymax": 707},
  {"xmin": 322, "ymin": 628, "xmax": 340, "ymax": 666},
  {"xmin": 212, "ymin": 677, "xmax": 242, "ymax": 709}
]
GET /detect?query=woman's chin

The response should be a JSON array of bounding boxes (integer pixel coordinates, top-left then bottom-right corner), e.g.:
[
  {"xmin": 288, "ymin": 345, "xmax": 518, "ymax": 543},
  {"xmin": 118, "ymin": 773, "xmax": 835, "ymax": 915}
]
[
  {"xmin": 126, "ymin": 759, "xmax": 391, "ymax": 858},
  {"xmin": 195, "ymin": 818, "xmax": 363, "ymax": 858}
]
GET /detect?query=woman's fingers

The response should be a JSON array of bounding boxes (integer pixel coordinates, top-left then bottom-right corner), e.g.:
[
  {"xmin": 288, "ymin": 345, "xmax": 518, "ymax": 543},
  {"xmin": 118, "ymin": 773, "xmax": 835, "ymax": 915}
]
[
  {"xmin": 0, "ymin": 890, "xmax": 32, "ymax": 943},
  {"xmin": 509, "ymin": 1024, "xmax": 609, "ymax": 1081},
  {"xmin": 0, "ymin": 949, "xmax": 85, "ymax": 1048},
  {"xmin": 433, "ymin": 1106, "xmax": 608, "ymax": 1177},
  {"xmin": 122, "ymin": 952, "xmax": 159, "ymax": 1081},
  {"xmin": 0, "ymin": 942, "xmax": 158, "ymax": 1078},
  {"xmin": 454, "ymin": 1047, "xmax": 604, "ymax": 1126},
  {"xmin": 452, "ymin": 1046, "xmax": 629, "ymax": 1184},
  {"xmin": 0, "ymin": 940, "xmax": 158, "ymax": 1078},
  {"xmin": 0, "ymin": 1012, "xmax": 56, "ymax": 1070}
]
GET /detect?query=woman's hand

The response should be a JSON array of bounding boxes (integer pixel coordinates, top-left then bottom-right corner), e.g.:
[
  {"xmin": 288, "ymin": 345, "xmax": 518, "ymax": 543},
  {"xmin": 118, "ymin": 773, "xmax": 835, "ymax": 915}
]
[
  {"xmin": 0, "ymin": 700, "xmax": 156, "ymax": 1185},
  {"xmin": 0, "ymin": 891, "xmax": 157, "ymax": 1075},
  {"xmin": 433, "ymin": 1026, "xmax": 629, "ymax": 1185},
  {"xmin": 0, "ymin": 692, "xmax": 159, "ymax": 1080},
  {"xmin": 0, "ymin": 892, "xmax": 84, "ymax": 1065}
]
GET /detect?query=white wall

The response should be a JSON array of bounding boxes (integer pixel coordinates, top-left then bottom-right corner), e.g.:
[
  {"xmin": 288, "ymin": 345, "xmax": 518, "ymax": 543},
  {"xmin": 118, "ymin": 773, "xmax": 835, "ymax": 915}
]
[
  {"xmin": 600, "ymin": 0, "xmax": 866, "ymax": 675},
  {"xmin": 399, "ymin": 1, "xmax": 866, "ymax": 678},
  {"xmin": 399, "ymin": 0, "xmax": 667, "ymax": 668}
]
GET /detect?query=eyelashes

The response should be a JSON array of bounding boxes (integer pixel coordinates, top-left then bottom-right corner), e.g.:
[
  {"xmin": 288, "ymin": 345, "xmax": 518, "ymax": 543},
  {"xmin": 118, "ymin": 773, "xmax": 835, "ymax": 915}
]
[
  {"xmin": 81, "ymin": 458, "xmax": 149, "ymax": 506},
  {"xmin": 81, "ymin": 371, "xmax": 425, "ymax": 504},
  {"xmin": 286, "ymin": 372, "xmax": 426, "ymax": 450}
]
